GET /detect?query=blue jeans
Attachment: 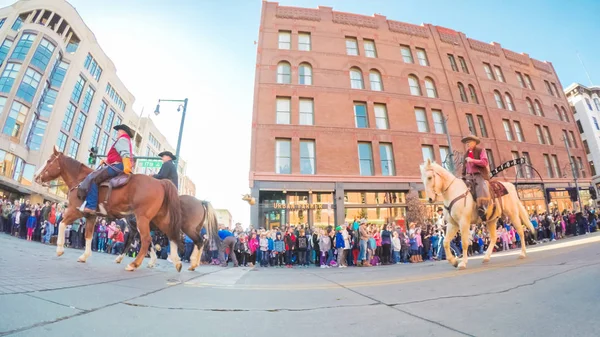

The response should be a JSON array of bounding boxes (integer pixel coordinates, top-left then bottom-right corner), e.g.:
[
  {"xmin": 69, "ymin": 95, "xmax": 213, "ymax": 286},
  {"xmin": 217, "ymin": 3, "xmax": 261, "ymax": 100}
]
[
  {"xmin": 111, "ymin": 242, "xmax": 124, "ymax": 255},
  {"xmin": 359, "ymin": 239, "xmax": 368, "ymax": 261},
  {"xmin": 98, "ymin": 237, "xmax": 106, "ymax": 252},
  {"xmin": 393, "ymin": 251, "xmax": 400, "ymax": 263},
  {"xmin": 44, "ymin": 223, "xmax": 54, "ymax": 243},
  {"xmin": 326, "ymin": 249, "xmax": 335, "ymax": 265},
  {"xmin": 85, "ymin": 163, "xmax": 124, "ymax": 210}
]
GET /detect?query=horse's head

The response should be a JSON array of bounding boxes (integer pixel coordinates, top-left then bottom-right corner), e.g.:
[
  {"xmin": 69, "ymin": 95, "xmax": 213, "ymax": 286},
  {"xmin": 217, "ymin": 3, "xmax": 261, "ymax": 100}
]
[
  {"xmin": 34, "ymin": 146, "xmax": 63, "ymax": 186},
  {"xmin": 420, "ymin": 158, "xmax": 441, "ymax": 203}
]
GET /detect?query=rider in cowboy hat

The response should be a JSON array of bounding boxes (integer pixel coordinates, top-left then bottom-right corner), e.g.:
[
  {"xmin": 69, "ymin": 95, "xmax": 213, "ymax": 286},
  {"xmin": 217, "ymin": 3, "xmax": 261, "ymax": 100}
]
[
  {"xmin": 80, "ymin": 124, "xmax": 134, "ymax": 215},
  {"xmin": 152, "ymin": 151, "xmax": 179, "ymax": 189},
  {"xmin": 461, "ymin": 134, "xmax": 492, "ymax": 221}
]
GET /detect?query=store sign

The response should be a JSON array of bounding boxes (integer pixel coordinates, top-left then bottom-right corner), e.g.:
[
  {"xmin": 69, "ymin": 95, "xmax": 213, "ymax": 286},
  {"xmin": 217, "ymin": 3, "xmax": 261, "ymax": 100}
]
[
  {"xmin": 490, "ymin": 157, "xmax": 526, "ymax": 177},
  {"xmin": 273, "ymin": 203, "xmax": 326, "ymax": 210}
]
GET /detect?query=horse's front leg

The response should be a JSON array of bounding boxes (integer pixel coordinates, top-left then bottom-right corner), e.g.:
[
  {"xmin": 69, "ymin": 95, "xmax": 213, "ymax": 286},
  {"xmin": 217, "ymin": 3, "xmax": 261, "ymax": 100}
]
[
  {"xmin": 458, "ymin": 221, "xmax": 472, "ymax": 270},
  {"xmin": 483, "ymin": 220, "xmax": 498, "ymax": 263},
  {"xmin": 444, "ymin": 222, "xmax": 459, "ymax": 268},
  {"xmin": 127, "ymin": 216, "xmax": 150, "ymax": 271},
  {"xmin": 56, "ymin": 208, "xmax": 79, "ymax": 257},
  {"xmin": 147, "ymin": 244, "xmax": 157, "ymax": 268},
  {"xmin": 78, "ymin": 215, "xmax": 97, "ymax": 263}
]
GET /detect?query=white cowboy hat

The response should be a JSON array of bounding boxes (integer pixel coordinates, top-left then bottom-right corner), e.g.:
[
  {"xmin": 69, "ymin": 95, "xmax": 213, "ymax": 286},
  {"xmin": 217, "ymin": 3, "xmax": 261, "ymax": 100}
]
[{"xmin": 461, "ymin": 134, "xmax": 481, "ymax": 144}]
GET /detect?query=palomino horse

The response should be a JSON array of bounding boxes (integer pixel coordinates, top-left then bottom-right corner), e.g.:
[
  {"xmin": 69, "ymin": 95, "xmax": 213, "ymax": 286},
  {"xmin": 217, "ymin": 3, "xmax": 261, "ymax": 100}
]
[
  {"xmin": 116, "ymin": 195, "xmax": 220, "ymax": 271},
  {"xmin": 420, "ymin": 159, "xmax": 535, "ymax": 269},
  {"xmin": 34, "ymin": 147, "xmax": 184, "ymax": 272}
]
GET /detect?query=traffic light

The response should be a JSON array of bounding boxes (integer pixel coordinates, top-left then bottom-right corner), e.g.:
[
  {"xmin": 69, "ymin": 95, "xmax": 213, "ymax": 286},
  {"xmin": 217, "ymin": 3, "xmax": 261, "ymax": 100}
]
[{"xmin": 88, "ymin": 147, "xmax": 98, "ymax": 166}]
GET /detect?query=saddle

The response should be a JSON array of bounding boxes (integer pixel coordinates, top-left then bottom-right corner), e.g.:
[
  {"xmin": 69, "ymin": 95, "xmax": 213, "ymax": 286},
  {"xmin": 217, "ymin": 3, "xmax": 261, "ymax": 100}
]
[
  {"xmin": 463, "ymin": 177, "xmax": 508, "ymax": 200},
  {"xmin": 77, "ymin": 166, "xmax": 132, "ymax": 215},
  {"xmin": 100, "ymin": 174, "xmax": 132, "ymax": 204}
]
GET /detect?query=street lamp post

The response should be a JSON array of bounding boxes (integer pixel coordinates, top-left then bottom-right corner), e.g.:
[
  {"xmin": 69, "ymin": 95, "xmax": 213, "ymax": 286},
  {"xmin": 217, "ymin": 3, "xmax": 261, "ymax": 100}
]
[
  {"xmin": 562, "ymin": 135, "xmax": 582, "ymax": 211},
  {"xmin": 154, "ymin": 98, "xmax": 188, "ymax": 167},
  {"xmin": 442, "ymin": 115, "xmax": 455, "ymax": 174}
]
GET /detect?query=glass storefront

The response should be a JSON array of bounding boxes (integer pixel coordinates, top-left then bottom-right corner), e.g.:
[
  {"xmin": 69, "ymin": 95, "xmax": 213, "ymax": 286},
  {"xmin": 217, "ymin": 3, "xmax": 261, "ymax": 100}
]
[
  {"xmin": 258, "ymin": 191, "xmax": 334, "ymax": 229},
  {"xmin": 344, "ymin": 191, "xmax": 407, "ymax": 225}
]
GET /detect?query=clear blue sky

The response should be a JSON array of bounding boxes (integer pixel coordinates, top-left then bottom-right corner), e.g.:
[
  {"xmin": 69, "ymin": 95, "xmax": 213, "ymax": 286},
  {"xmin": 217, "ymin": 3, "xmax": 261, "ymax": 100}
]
[{"xmin": 2, "ymin": 0, "xmax": 598, "ymax": 225}]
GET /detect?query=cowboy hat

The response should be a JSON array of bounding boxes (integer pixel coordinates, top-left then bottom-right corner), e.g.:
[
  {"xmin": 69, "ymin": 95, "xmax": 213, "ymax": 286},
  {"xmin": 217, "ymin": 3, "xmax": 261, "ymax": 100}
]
[
  {"xmin": 461, "ymin": 134, "xmax": 481, "ymax": 144},
  {"xmin": 157, "ymin": 151, "xmax": 176, "ymax": 161},
  {"xmin": 113, "ymin": 124, "xmax": 134, "ymax": 138}
]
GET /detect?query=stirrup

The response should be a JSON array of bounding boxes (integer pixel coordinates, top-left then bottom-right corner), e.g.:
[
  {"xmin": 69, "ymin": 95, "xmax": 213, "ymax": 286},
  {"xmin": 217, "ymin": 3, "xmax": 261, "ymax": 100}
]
[
  {"xmin": 79, "ymin": 201, "xmax": 88, "ymax": 213},
  {"xmin": 98, "ymin": 204, "xmax": 107, "ymax": 215}
]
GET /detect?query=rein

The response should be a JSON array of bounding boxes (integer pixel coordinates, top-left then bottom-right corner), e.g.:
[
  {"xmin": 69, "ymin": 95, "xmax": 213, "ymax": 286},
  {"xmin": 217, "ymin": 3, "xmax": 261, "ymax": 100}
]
[{"xmin": 428, "ymin": 167, "xmax": 469, "ymax": 217}]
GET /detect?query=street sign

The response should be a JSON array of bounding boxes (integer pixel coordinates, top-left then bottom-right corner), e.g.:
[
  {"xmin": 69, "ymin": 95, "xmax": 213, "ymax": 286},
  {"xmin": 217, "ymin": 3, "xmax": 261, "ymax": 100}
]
[
  {"xmin": 137, "ymin": 159, "xmax": 162, "ymax": 168},
  {"xmin": 490, "ymin": 157, "xmax": 526, "ymax": 177}
]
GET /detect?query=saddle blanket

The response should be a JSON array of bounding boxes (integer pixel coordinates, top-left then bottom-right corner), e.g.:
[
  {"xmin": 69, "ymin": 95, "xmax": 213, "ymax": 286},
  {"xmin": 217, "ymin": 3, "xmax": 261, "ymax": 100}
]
[{"xmin": 490, "ymin": 181, "xmax": 509, "ymax": 198}]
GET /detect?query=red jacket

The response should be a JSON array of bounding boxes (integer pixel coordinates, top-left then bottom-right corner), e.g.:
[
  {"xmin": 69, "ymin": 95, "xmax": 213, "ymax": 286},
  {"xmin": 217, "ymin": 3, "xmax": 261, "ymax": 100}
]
[{"xmin": 106, "ymin": 133, "xmax": 132, "ymax": 164}]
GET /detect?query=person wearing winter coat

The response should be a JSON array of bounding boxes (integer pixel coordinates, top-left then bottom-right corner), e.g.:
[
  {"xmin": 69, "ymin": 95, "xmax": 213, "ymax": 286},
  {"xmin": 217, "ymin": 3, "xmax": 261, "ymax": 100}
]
[
  {"xmin": 295, "ymin": 229, "xmax": 310, "ymax": 267},
  {"xmin": 273, "ymin": 233, "xmax": 286, "ymax": 267},
  {"xmin": 391, "ymin": 231, "xmax": 401, "ymax": 264},
  {"xmin": 318, "ymin": 229, "xmax": 331, "ymax": 268},
  {"xmin": 335, "ymin": 227, "xmax": 347, "ymax": 268},
  {"xmin": 284, "ymin": 228, "xmax": 296, "ymax": 268}
]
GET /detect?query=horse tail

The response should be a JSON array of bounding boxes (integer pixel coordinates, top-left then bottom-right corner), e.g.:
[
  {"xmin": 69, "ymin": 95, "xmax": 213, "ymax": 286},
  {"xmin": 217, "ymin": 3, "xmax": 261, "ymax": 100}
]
[
  {"xmin": 203, "ymin": 201, "xmax": 221, "ymax": 251},
  {"xmin": 160, "ymin": 180, "xmax": 183, "ymax": 252},
  {"xmin": 517, "ymin": 201, "xmax": 536, "ymax": 239}
]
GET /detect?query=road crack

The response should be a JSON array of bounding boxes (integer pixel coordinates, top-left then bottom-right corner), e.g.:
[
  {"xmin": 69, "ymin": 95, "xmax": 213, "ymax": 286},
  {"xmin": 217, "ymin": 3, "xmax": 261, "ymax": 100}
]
[{"xmin": 121, "ymin": 301, "xmax": 381, "ymax": 312}]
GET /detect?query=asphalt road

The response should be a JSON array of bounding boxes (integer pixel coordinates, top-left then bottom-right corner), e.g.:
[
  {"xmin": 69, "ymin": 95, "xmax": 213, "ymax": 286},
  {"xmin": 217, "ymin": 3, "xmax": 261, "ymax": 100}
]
[{"xmin": 0, "ymin": 233, "xmax": 599, "ymax": 337}]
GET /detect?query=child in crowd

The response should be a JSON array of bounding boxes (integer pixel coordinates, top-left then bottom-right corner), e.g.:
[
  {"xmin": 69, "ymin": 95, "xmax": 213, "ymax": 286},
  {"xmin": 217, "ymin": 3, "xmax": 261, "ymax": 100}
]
[
  {"xmin": 335, "ymin": 226, "xmax": 347, "ymax": 268},
  {"xmin": 318, "ymin": 229, "xmax": 331, "ymax": 268},
  {"xmin": 274, "ymin": 233, "xmax": 285, "ymax": 267},
  {"xmin": 284, "ymin": 228, "xmax": 296, "ymax": 268},
  {"xmin": 235, "ymin": 234, "xmax": 249, "ymax": 267},
  {"xmin": 248, "ymin": 232, "xmax": 258, "ymax": 266},
  {"xmin": 296, "ymin": 229, "xmax": 309, "ymax": 267},
  {"xmin": 409, "ymin": 232, "xmax": 419, "ymax": 263},
  {"xmin": 391, "ymin": 231, "xmax": 401, "ymax": 264},
  {"xmin": 259, "ymin": 232, "xmax": 269, "ymax": 267},
  {"xmin": 501, "ymin": 227, "xmax": 510, "ymax": 251}
]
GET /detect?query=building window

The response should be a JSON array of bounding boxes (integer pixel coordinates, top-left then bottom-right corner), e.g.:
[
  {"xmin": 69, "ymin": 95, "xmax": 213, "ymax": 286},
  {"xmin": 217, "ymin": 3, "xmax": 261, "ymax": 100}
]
[
  {"xmin": 90, "ymin": 125, "xmax": 100, "ymax": 148},
  {"xmin": 424, "ymin": 77, "xmax": 437, "ymax": 98},
  {"xmin": 275, "ymin": 97, "xmax": 290, "ymax": 124},
  {"xmin": 421, "ymin": 145, "xmax": 435, "ymax": 162},
  {"xmin": 439, "ymin": 146, "xmax": 450, "ymax": 170},
  {"xmin": 408, "ymin": 75, "xmax": 421, "ymax": 96},
  {"xmin": 374, "ymin": 103, "xmax": 388, "ymax": 130},
  {"xmin": 104, "ymin": 109, "xmax": 115, "ymax": 132},
  {"xmin": 81, "ymin": 86, "xmax": 95, "ymax": 113},
  {"xmin": 544, "ymin": 80, "xmax": 554, "ymax": 96},
  {"xmin": 96, "ymin": 100, "xmax": 107, "ymax": 125},
  {"xmin": 512, "ymin": 151, "xmax": 523, "ymax": 178},
  {"xmin": 298, "ymin": 63, "xmax": 312, "ymax": 85},
  {"xmin": 477, "ymin": 115, "xmax": 488, "ymax": 137},
  {"xmin": 358, "ymin": 142, "xmax": 374, "ymax": 176},
  {"xmin": 71, "ymin": 75, "xmax": 86, "ymax": 103},
  {"xmin": 363, "ymin": 39, "xmax": 377, "ymax": 58},
  {"xmin": 62, "ymin": 103, "xmax": 76, "ymax": 131},
  {"xmin": 590, "ymin": 161, "xmax": 597, "ymax": 176},
  {"xmin": 516, "ymin": 72, "xmax": 525, "ymax": 88},
  {"xmin": 504, "ymin": 93, "xmax": 515, "ymax": 111},
  {"xmin": 275, "ymin": 139, "xmax": 291, "ymax": 174},
  {"xmin": 560, "ymin": 107, "xmax": 569, "ymax": 122},
  {"xmin": 0, "ymin": 39, "xmax": 13, "ymax": 65},
  {"xmin": 535, "ymin": 125, "xmax": 545, "ymax": 144},
  {"xmin": 585, "ymin": 98, "xmax": 593, "ymax": 110},
  {"xmin": 534, "ymin": 100, "xmax": 544, "ymax": 116},
  {"xmin": 50, "ymin": 61, "xmax": 69, "ymax": 88},
  {"xmin": 583, "ymin": 140, "xmax": 590, "ymax": 154},
  {"xmin": 543, "ymin": 154, "xmax": 553, "ymax": 178},
  {"xmin": 458, "ymin": 82, "xmax": 468, "ymax": 102},
  {"xmin": 84, "ymin": 54, "xmax": 102, "ymax": 81},
  {"xmin": 56, "ymin": 132, "xmax": 68, "ymax": 153},
  {"xmin": 494, "ymin": 65, "xmax": 505, "ymax": 82},
  {"xmin": 447, "ymin": 54, "xmax": 458, "ymax": 71},
  {"xmin": 299, "ymin": 98, "xmax": 314, "ymax": 125},
  {"xmin": 298, "ymin": 32, "xmax": 311, "ymax": 51},
  {"xmin": 514, "ymin": 121, "xmax": 524, "ymax": 142},
  {"xmin": 483, "ymin": 63, "xmax": 495, "ymax": 80},
  {"xmin": 466, "ymin": 114, "xmax": 477, "ymax": 135},
  {"xmin": 354, "ymin": 102, "xmax": 368, "ymax": 128},
  {"xmin": 552, "ymin": 83, "xmax": 560, "ymax": 97},
  {"xmin": 2, "ymin": 101, "xmax": 28, "ymax": 138},
  {"xmin": 400, "ymin": 45, "xmax": 413, "ymax": 63},
  {"xmin": 486, "ymin": 149, "xmax": 496, "ymax": 169},
  {"xmin": 458, "ymin": 56, "xmax": 469, "ymax": 73},
  {"xmin": 468, "ymin": 85, "xmax": 479, "ymax": 104},
  {"xmin": 555, "ymin": 105, "xmax": 562, "ymax": 121},
  {"xmin": 415, "ymin": 108, "xmax": 429, "ymax": 132},
  {"xmin": 416, "ymin": 48, "xmax": 428, "ymax": 66},
  {"xmin": 563, "ymin": 130, "xmax": 571, "ymax": 147},
  {"xmin": 369, "ymin": 70, "xmax": 383, "ymax": 91},
  {"xmin": 524, "ymin": 74, "xmax": 534, "ymax": 90},
  {"xmin": 300, "ymin": 140, "xmax": 315, "ymax": 174},
  {"xmin": 39, "ymin": 88, "xmax": 57, "ymax": 118},
  {"xmin": 0, "ymin": 62, "xmax": 21, "ymax": 93},
  {"xmin": 543, "ymin": 126, "xmax": 553, "ymax": 145},
  {"xmin": 594, "ymin": 98, "xmax": 600, "ymax": 111},
  {"xmin": 99, "ymin": 133, "xmax": 109, "ymax": 154},
  {"xmin": 276, "ymin": 61, "xmax": 291, "ymax": 84},
  {"xmin": 552, "ymin": 155, "xmax": 562, "ymax": 178},
  {"xmin": 350, "ymin": 67, "xmax": 364, "ymax": 89},
  {"xmin": 494, "ymin": 91, "xmax": 505, "ymax": 109},
  {"xmin": 73, "ymin": 112, "xmax": 87, "ymax": 140},
  {"xmin": 68, "ymin": 140, "xmax": 79, "ymax": 159},
  {"xmin": 10, "ymin": 33, "xmax": 35, "ymax": 60},
  {"xmin": 346, "ymin": 37, "xmax": 359, "ymax": 56},
  {"xmin": 11, "ymin": 16, "xmax": 23, "ymax": 31},
  {"xmin": 593, "ymin": 117, "xmax": 600, "ymax": 131},
  {"xmin": 525, "ymin": 98, "xmax": 534, "ymax": 115},
  {"xmin": 278, "ymin": 31, "xmax": 291, "ymax": 50},
  {"xmin": 578, "ymin": 157, "xmax": 586, "ymax": 178},
  {"xmin": 503, "ymin": 119, "xmax": 514, "ymax": 141},
  {"xmin": 30, "ymin": 38, "xmax": 55, "ymax": 71},
  {"xmin": 522, "ymin": 152, "xmax": 532, "ymax": 178},
  {"xmin": 16, "ymin": 68, "xmax": 41, "ymax": 103},
  {"xmin": 569, "ymin": 131, "xmax": 578, "ymax": 148},
  {"xmin": 432, "ymin": 110, "xmax": 445, "ymax": 134},
  {"xmin": 380, "ymin": 143, "xmax": 395, "ymax": 176},
  {"xmin": 26, "ymin": 119, "xmax": 46, "ymax": 151}
]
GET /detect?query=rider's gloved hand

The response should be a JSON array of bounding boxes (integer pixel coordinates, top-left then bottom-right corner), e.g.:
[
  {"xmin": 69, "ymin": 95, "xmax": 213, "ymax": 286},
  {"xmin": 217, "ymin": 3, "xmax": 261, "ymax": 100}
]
[{"xmin": 123, "ymin": 157, "xmax": 132, "ymax": 175}]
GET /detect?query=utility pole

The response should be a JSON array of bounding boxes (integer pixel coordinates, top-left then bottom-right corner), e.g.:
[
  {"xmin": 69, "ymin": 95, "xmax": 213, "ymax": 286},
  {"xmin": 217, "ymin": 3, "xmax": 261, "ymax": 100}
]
[
  {"xmin": 442, "ymin": 115, "xmax": 455, "ymax": 174},
  {"xmin": 562, "ymin": 135, "xmax": 582, "ymax": 211}
]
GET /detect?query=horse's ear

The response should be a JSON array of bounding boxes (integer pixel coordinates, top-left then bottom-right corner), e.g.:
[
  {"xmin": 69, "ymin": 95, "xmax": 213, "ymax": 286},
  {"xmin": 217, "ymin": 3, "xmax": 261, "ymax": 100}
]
[
  {"xmin": 426, "ymin": 158, "xmax": 432, "ymax": 165},
  {"xmin": 53, "ymin": 145, "xmax": 59, "ymax": 154}
]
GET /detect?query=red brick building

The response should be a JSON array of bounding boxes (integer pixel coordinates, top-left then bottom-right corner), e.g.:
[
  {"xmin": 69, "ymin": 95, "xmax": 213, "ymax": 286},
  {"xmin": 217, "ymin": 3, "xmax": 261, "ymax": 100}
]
[{"xmin": 249, "ymin": 2, "xmax": 590, "ymax": 229}]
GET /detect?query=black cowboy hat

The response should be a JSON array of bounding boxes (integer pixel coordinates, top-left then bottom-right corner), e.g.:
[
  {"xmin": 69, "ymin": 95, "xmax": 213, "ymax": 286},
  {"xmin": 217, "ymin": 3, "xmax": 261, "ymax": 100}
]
[
  {"xmin": 113, "ymin": 124, "xmax": 134, "ymax": 138},
  {"xmin": 158, "ymin": 151, "xmax": 176, "ymax": 161},
  {"xmin": 461, "ymin": 134, "xmax": 481, "ymax": 145}
]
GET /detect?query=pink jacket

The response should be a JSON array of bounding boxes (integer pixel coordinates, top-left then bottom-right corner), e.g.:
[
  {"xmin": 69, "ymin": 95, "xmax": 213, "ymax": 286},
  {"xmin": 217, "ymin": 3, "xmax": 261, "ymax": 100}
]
[
  {"xmin": 248, "ymin": 238, "xmax": 259, "ymax": 254},
  {"xmin": 416, "ymin": 233, "xmax": 423, "ymax": 248}
]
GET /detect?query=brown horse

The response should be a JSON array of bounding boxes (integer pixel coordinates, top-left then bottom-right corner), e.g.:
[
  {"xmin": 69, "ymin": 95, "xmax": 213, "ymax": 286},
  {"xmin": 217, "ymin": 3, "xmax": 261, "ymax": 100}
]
[
  {"xmin": 118, "ymin": 195, "xmax": 220, "ymax": 271},
  {"xmin": 34, "ymin": 146, "xmax": 184, "ymax": 272}
]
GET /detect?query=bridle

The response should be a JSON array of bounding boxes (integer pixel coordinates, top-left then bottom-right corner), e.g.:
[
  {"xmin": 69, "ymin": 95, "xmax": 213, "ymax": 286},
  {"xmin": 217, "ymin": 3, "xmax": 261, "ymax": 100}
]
[
  {"xmin": 36, "ymin": 154, "xmax": 61, "ymax": 187},
  {"xmin": 426, "ymin": 167, "xmax": 457, "ymax": 203}
]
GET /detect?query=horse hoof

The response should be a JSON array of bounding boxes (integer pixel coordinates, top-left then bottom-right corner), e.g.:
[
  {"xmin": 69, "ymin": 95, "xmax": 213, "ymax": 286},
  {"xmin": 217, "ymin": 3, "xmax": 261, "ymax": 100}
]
[
  {"xmin": 188, "ymin": 266, "xmax": 196, "ymax": 271},
  {"xmin": 115, "ymin": 257, "xmax": 123, "ymax": 264},
  {"xmin": 125, "ymin": 264, "xmax": 136, "ymax": 271},
  {"xmin": 56, "ymin": 250, "xmax": 64, "ymax": 257},
  {"xmin": 482, "ymin": 258, "xmax": 490, "ymax": 263},
  {"xmin": 175, "ymin": 262, "xmax": 182, "ymax": 273},
  {"xmin": 458, "ymin": 264, "xmax": 467, "ymax": 270},
  {"xmin": 77, "ymin": 258, "xmax": 86, "ymax": 263},
  {"xmin": 519, "ymin": 254, "xmax": 526, "ymax": 260},
  {"xmin": 147, "ymin": 263, "xmax": 155, "ymax": 269},
  {"xmin": 452, "ymin": 260, "xmax": 458, "ymax": 268}
]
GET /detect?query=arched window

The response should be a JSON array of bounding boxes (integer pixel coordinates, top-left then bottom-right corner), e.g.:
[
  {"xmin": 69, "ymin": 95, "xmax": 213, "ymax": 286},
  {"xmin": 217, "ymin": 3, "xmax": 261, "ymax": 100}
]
[
  {"xmin": 369, "ymin": 69, "xmax": 383, "ymax": 91},
  {"xmin": 561, "ymin": 106, "xmax": 569, "ymax": 122},
  {"xmin": 277, "ymin": 61, "xmax": 291, "ymax": 84},
  {"xmin": 468, "ymin": 84, "xmax": 479, "ymax": 104},
  {"xmin": 526, "ymin": 98, "xmax": 534, "ymax": 115},
  {"xmin": 458, "ymin": 82, "xmax": 468, "ymax": 102},
  {"xmin": 534, "ymin": 99, "xmax": 544, "ymax": 116},
  {"xmin": 298, "ymin": 63, "xmax": 312, "ymax": 85},
  {"xmin": 424, "ymin": 77, "xmax": 437, "ymax": 98},
  {"xmin": 504, "ymin": 92, "xmax": 515, "ymax": 111},
  {"xmin": 493, "ymin": 90, "xmax": 505, "ymax": 109},
  {"xmin": 408, "ymin": 75, "xmax": 421, "ymax": 96},
  {"xmin": 350, "ymin": 67, "xmax": 364, "ymax": 89},
  {"xmin": 554, "ymin": 105, "xmax": 562, "ymax": 121}
]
